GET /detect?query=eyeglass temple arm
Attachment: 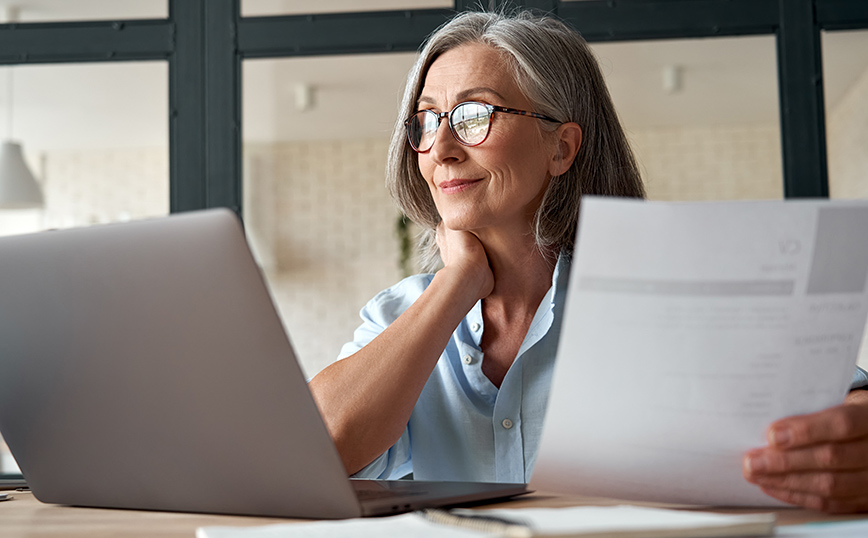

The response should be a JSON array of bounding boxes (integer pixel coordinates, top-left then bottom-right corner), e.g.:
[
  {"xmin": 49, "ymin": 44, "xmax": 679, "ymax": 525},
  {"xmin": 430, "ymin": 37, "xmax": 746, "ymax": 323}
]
[{"xmin": 490, "ymin": 105, "xmax": 560, "ymax": 123}]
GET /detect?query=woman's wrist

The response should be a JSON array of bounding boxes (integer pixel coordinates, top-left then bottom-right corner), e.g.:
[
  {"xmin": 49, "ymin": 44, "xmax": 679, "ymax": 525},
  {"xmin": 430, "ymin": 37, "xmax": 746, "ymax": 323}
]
[{"xmin": 433, "ymin": 263, "xmax": 492, "ymax": 305}]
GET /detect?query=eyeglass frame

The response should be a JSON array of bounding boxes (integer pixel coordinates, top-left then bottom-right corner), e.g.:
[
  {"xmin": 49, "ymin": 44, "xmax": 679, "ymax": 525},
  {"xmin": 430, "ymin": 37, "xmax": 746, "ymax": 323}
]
[{"xmin": 403, "ymin": 101, "xmax": 562, "ymax": 153}]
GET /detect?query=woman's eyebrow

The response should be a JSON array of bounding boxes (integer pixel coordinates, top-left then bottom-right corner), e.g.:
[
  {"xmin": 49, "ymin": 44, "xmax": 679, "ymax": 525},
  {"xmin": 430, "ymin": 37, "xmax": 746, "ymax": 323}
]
[
  {"xmin": 416, "ymin": 87, "xmax": 508, "ymax": 107},
  {"xmin": 456, "ymin": 87, "xmax": 506, "ymax": 102}
]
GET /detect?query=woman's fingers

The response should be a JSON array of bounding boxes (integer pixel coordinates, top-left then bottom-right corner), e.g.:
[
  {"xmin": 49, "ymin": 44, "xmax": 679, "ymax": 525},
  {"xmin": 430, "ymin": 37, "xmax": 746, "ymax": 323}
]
[
  {"xmin": 743, "ymin": 392, "xmax": 868, "ymax": 513},
  {"xmin": 745, "ymin": 439, "xmax": 868, "ymax": 475},
  {"xmin": 765, "ymin": 397, "xmax": 868, "ymax": 450},
  {"xmin": 759, "ymin": 485, "xmax": 868, "ymax": 514},
  {"xmin": 435, "ymin": 224, "xmax": 494, "ymax": 298}
]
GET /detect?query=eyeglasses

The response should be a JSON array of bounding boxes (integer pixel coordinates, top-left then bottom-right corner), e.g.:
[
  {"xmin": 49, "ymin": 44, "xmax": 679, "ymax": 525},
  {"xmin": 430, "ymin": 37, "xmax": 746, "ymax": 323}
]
[{"xmin": 404, "ymin": 101, "xmax": 561, "ymax": 153}]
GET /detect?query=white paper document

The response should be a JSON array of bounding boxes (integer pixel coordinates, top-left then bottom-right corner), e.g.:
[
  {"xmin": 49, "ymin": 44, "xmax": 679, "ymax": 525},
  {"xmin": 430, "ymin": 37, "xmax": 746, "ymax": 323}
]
[{"xmin": 532, "ymin": 197, "xmax": 868, "ymax": 506}]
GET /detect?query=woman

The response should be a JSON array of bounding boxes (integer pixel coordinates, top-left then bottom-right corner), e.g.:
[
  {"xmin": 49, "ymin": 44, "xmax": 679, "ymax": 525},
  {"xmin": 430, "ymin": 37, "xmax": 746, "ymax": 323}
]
[{"xmin": 309, "ymin": 10, "xmax": 868, "ymax": 513}]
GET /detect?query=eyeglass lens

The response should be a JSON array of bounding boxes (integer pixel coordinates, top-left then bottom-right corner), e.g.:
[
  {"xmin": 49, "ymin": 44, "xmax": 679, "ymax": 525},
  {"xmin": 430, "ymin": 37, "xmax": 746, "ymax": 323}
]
[{"xmin": 408, "ymin": 102, "xmax": 491, "ymax": 152}]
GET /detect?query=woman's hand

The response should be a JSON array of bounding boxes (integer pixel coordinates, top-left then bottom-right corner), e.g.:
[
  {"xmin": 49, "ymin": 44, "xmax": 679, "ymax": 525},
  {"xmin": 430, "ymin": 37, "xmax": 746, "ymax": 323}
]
[
  {"xmin": 436, "ymin": 224, "xmax": 494, "ymax": 301},
  {"xmin": 743, "ymin": 390, "xmax": 868, "ymax": 513}
]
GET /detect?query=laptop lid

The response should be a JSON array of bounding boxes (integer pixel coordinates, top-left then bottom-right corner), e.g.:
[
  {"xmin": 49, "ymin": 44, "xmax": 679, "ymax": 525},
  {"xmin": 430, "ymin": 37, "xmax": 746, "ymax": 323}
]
[{"xmin": 0, "ymin": 210, "xmax": 525, "ymax": 519}]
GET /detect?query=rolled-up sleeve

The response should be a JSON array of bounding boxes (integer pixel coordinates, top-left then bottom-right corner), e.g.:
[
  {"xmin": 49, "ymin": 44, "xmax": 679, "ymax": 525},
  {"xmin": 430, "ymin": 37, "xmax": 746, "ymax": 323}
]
[
  {"xmin": 351, "ymin": 428, "xmax": 412, "ymax": 480},
  {"xmin": 851, "ymin": 366, "xmax": 868, "ymax": 390}
]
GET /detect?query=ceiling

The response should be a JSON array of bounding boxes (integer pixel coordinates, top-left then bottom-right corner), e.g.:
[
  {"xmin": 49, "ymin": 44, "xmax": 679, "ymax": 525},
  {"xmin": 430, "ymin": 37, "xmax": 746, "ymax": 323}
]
[{"xmin": 0, "ymin": 1, "xmax": 866, "ymax": 149}]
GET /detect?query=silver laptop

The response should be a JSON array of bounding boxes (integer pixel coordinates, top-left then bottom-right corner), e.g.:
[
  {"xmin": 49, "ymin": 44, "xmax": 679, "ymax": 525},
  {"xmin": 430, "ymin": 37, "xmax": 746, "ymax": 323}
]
[{"xmin": 0, "ymin": 209, "xmax": 526, "ymax": 519}]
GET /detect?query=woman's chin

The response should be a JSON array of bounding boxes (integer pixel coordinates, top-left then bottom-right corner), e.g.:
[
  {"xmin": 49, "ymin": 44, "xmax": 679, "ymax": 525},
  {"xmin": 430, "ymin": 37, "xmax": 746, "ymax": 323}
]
[{"xmin": 440, "ymin": 218, "xmax": 479, "ymax": 233}]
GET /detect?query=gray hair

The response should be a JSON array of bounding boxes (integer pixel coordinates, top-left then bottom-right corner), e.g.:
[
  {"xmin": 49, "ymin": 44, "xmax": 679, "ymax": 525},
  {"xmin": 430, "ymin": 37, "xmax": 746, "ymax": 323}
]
[{"xmin": 386, "ymin": 10, "xmax": 645, "ymax": 271}]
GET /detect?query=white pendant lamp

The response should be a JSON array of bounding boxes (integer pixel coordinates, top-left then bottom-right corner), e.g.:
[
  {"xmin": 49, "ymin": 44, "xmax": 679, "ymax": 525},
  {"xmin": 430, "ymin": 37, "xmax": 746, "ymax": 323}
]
[
  {"xmin": 0, "ymin": 140, "xmax": 44, "ymax": 208},
  {"xmin": 0, "ymin": 6, "xmax": 44, "ymax": 209}
]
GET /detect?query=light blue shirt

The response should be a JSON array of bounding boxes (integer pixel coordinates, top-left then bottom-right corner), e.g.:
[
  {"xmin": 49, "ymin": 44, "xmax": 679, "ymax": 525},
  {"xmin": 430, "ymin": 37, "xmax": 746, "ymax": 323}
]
[{"xmin": 339, "ymin": 254, "xmax": 868, "ymax": 484}]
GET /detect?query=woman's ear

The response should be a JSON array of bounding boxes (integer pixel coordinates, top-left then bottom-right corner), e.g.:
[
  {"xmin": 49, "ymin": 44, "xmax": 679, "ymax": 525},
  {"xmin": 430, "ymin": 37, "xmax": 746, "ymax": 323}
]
[{"xmin": 548, "ymin": 122, "xmax": 582, "ymax": 177}]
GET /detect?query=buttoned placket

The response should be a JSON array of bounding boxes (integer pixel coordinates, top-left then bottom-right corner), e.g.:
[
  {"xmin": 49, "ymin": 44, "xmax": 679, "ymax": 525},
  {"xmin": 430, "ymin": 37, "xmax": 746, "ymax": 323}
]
[
  {"xmin": 459, "ymin": 301, "xmax": 498, "ymax": 405},
  {"xmin": 462, "ymin": 316, "xmax": 483, "ymax": 366},
  {"xmin": 492, "ymin": 358, "xmax": 524, "ymax": 482},
  {"xmin": 491, "ymin": 276, "xmax": 559, "ymax": 483}
]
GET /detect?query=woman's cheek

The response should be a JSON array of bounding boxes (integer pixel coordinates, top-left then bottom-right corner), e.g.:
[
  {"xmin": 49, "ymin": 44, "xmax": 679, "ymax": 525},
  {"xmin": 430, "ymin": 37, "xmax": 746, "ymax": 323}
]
[{"xmin": 418, "ymin": 160, "xmax": 437, "ymax": 190}]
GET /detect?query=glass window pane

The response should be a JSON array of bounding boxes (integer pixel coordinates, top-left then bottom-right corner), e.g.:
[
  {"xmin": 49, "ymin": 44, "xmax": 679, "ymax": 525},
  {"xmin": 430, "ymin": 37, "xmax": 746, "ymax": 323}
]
[
  {"xmin": 243, "ymin": 53, "xmax": 416, "ymax": 378},
  {"xmin": 243, "ymin": 0, "xmax": 451, "ymax": 17},
  {"xmin": 0, "ymin": 61, "xmax": 168, "ymax": 472},
  {"xmin": 0, "ymin": 62, "xmax": 169, "ymax": 235},
  {"xmin": 9, "ymin": 0, "xmax": 166, "ymax": 22},
  {"xmin": 823, "ymin": 29, "xmax": 868, "ymax": 201},
  {"xmin": 591, "ymin": 35, "xmax": 783, "ymax": 201}
]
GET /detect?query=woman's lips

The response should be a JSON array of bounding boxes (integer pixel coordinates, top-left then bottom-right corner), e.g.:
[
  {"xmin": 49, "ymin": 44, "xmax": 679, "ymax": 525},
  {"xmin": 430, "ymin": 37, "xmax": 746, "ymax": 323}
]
[{"xmin": 438, "ymin": 178, "xmax": 483, "ymax": 194}]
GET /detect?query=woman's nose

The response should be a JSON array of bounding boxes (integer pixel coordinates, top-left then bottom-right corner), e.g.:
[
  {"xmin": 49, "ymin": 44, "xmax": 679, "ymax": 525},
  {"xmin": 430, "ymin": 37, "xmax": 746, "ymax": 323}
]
[{"xmin": 428, "ymin": 119, "xmax": 465, "ymax": 165}]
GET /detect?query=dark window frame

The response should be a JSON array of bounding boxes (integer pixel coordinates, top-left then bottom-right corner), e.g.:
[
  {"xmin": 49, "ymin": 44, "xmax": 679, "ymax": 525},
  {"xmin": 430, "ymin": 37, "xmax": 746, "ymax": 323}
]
[{"xmin": 0, "ymin": 0, "xmax": 865, "ymax": 217}]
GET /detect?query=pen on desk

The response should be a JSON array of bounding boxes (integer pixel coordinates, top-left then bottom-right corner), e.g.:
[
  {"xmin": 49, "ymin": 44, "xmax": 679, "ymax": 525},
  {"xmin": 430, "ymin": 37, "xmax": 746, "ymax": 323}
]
[{"xmin": 417, "ymin": 508, "xmax": 533, "ymax": 537}]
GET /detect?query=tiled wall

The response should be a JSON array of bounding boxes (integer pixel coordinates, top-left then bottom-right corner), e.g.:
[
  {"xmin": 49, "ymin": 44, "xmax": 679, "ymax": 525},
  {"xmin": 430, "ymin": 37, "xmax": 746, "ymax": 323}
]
[
  {"xmin": 631, "ymin": 124, "xmax": 783, "ymax": 201},
  {"xmin": 828, "ymin": 64, "xmax": 868, "ymax": 200},
  {"xmin": 42, "ymin": 147, "xmax": 169, "ymax": 228},
  {"xmin": 244, "ymin": 139, "xmax": 404, "ymax": 378},
  {"xmin": 0, "ymin": 147, "xmax": 168, "ymax": 237}
]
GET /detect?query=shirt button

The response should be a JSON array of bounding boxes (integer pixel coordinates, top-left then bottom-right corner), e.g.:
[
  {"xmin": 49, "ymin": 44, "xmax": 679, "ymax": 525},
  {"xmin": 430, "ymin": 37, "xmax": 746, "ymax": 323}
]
[
  {"xmin": 462, "ymin": 355, "xmax": 473, "ymax": 365},
  {"xmin": 471, "ymin": 322, "xmax": 481, "ymax": 332},
  {"xmin": 502, "ymin": 418, "xmax": 513, "ymax": 430}
]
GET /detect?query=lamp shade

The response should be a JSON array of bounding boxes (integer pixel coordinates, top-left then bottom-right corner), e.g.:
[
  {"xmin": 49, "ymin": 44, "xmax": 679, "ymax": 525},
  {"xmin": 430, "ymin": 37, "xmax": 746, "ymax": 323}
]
[{"xmin": 0, "ymin": 140, "xmax": 44, "ymax": 209}]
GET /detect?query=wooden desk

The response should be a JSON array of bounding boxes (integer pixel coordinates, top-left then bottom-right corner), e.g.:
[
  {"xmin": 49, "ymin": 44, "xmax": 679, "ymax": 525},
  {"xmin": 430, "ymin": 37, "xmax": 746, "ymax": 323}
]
[{"xmin": 0, "ymin": 489, "xmax": 864, "ymax": 538}]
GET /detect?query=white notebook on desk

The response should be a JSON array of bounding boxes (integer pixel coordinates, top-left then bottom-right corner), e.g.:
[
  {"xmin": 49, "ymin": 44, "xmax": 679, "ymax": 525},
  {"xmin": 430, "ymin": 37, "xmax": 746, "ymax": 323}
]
[
  {"xmin": 532, "ymin": 197, "xmax": 868, "ymax": 506},
  {"xmin": 198, "ymin": 504, "xmax": 775, "ymax": 538}
]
